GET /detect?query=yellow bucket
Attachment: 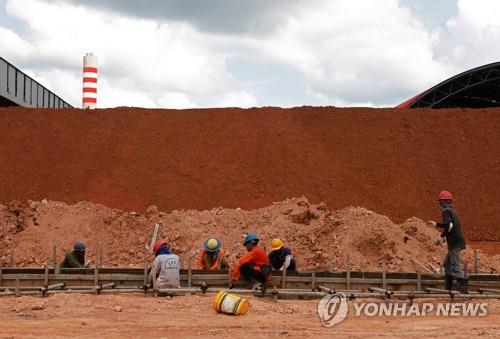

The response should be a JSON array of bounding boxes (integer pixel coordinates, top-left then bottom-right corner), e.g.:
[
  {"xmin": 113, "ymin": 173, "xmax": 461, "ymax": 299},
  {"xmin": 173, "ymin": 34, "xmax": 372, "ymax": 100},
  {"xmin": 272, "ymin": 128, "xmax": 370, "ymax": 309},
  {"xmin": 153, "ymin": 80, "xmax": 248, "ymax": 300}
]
[{"xmin": 213, "ymin": 291, "xmax": 249, "ymax": 315}]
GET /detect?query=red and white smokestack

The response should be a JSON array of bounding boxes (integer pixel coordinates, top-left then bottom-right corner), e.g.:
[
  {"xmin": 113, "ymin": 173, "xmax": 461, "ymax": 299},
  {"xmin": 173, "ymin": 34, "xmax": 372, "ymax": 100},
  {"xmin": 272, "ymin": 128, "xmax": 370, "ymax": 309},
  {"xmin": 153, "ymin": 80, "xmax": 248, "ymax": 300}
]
[{"xmin": 82, "ymin": 53, "xmax": 98, "ymax": 109}]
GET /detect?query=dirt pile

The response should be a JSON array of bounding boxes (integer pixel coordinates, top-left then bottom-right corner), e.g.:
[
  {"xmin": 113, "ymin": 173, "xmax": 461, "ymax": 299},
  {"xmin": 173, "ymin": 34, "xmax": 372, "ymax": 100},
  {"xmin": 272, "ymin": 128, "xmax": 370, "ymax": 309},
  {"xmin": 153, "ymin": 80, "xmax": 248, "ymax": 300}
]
[
  {"xmin": 0, "ymin": 107, "xmax": 499, "ymax": 241},
  {"xmin": 1, "ymin": 198, "xmax": 498, "ymax": 272}
]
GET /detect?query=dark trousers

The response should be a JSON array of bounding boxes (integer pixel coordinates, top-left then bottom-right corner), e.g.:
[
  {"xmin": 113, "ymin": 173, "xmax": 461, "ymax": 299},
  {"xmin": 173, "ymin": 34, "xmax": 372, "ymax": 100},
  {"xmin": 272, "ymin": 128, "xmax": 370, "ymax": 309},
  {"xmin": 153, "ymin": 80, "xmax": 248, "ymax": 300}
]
[
  {"xmin": 240, "ymin": 263, "xmax": 272, "ymax": 283},
  {"xmin": 443, "ymin": 248, "xmax": 464, "ymax": 279}
]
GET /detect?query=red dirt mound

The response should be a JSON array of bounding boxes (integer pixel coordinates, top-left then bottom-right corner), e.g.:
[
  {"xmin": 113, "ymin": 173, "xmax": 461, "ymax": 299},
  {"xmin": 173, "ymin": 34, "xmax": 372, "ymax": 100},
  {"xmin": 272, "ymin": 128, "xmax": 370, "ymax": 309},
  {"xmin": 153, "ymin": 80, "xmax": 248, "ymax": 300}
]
[
  {"xmin": 0, "ymin": 107, "xmax": 499, "ymax": 241},
  {"xmin": 1, "ymin": 198, "xmax": 499, "ymax": 272}
]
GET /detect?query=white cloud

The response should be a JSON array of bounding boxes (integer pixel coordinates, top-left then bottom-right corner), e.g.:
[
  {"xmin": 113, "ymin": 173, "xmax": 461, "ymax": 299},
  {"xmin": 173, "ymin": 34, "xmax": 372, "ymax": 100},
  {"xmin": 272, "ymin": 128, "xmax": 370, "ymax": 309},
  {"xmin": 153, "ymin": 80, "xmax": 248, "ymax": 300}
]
[
  {"xmin": 217, "ymin": 90, "xmax": 258, "ymax": 108},
  {"xmin": 2, "ymin": 0, "xmax": 499, "ymax": 108},
  {"xmin": 2, "ymin": 0, "xmax": 243, "ymax": 108},
  {"xmin": 0, "ymin": 26, "xmax": 35, "ymax": 61},
  {"xmin": 436, "ymin": 0, "xmax": 500, "ymax": 71},
  {"xmin": 255, "ymin": 0, "xmax": 448, "ymax": 105},
  {"xmin": 157, "ymin": 92, "xmax": 197, "ymax": 109}
]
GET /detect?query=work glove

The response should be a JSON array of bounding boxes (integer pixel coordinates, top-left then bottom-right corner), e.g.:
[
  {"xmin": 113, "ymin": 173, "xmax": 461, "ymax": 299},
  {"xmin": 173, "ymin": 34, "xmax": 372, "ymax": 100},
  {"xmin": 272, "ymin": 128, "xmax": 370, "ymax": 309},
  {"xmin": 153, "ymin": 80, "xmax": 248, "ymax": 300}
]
[{"xmin": 427, "ymin": 221, "xmax": 437, "ymax": 227}]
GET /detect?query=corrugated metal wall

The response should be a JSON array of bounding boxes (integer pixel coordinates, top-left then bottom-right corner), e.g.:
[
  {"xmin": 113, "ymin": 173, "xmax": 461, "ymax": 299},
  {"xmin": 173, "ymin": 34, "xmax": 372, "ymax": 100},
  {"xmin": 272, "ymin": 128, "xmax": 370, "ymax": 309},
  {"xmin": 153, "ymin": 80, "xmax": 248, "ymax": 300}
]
[{"xmin": 0, "ymin": 57, "xmax": 73, "ymax": 108}]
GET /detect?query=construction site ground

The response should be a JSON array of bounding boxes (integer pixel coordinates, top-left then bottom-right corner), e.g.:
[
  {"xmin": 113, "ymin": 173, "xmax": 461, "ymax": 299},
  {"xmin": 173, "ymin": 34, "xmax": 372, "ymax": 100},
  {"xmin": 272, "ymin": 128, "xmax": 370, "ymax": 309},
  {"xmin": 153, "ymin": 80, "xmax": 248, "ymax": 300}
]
[{"xmin": 0, "ymin": 294, "xmax": 499, "ymax": 338}]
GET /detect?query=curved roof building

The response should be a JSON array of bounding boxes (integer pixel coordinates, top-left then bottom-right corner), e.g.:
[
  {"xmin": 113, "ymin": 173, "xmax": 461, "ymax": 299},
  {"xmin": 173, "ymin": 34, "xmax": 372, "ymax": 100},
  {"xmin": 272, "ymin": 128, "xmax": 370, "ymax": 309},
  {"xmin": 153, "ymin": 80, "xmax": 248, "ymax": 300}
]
[{"xmin": 396, "ymin": 62, "xmax": 500, "ymax": 108}]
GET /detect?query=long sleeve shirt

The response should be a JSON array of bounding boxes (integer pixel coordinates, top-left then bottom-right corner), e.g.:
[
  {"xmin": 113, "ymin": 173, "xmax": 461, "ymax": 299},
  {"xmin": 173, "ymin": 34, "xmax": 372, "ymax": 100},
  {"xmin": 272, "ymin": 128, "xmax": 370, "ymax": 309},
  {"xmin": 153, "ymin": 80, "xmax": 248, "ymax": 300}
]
[
  {"xmin": 197, "ymin": 249, "xmax": 228, "ymax": 270},
  {"xmin": 436, "ymin": 206, "xmax": 466, "ymax": 250},
  {"xmin": 60, "ymin": 251, "xmax": 85, "ymax": 268},
  {"xmin": 268, "ymin": 247, "xmax": 292, "ymax": 270},
  {"xmin": 231, "ymin": 246, "xmax": 270, "ymax": 280}
]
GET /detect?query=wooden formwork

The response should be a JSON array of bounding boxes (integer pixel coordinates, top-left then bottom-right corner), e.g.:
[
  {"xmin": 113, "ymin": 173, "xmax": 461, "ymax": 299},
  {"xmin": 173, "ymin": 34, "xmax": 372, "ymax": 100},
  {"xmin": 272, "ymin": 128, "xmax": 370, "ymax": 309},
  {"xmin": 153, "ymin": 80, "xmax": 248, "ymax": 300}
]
[{"xmin": 1, "ymin": 268, "xmax": 500, "ymax": 299}]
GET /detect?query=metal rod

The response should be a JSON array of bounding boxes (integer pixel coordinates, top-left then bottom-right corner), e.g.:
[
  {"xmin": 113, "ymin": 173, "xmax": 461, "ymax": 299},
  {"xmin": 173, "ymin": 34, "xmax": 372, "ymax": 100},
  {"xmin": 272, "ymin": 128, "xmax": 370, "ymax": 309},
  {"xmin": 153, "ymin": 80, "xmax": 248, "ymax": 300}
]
[
  {"xmin": 10, "ymin": 251, "xmax": 14, "ymax": 268},
  {"xmin": 426, "ymin": 287, "xmax": 459, "ymax": 295},
  {"xmin": 369, "ymin": 286, "xmax": 394, "ymax": 295},
  {"xmin": 477, "ymin": 288, "xmax": 500, "ymax": 294},
  {"xmin": 41, "ymin": 282, "xmax": 65, "ymax": 292},
  {"xmin": 318, "ymin": 285, "xmax": 336, "ymax": 294}
]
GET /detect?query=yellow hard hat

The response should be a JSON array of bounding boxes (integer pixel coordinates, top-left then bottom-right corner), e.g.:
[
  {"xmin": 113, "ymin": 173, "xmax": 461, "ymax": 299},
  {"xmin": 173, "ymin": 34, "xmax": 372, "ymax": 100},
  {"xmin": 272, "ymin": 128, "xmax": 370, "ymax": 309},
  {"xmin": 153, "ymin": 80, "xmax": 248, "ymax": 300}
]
[
  {"xmin": 271, "ymin": 238, "xmax": 283, "ymax": 251},
  {"xmin": 204, "ymin": 238, "xmax": 221, "ymax": 252}
]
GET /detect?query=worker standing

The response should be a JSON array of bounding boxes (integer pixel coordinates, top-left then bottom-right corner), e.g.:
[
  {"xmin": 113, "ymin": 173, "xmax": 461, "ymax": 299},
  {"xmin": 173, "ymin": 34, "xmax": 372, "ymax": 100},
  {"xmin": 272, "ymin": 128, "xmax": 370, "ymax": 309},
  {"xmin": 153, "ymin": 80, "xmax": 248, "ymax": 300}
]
[
  {"xmin": 268, "ymin": 239, "xmax": 296, "ymax": 271},
  {"xmin": 150, "ymin": 239, "xmax": 180, "ymax": 288},
  {"xmin": 61, "ymin": 241, "xmax": 89, "ymax": 268},
  {"xmin": 427, "ymin": 190, "xmax": 467, "ymax": 293},
  {"xmin": 231, "ymin": 232, "xmax": 272, "ymax": 289},
  {"xmin": 198, "ymin": 237, "xmax": 229, "ymax": 270}
]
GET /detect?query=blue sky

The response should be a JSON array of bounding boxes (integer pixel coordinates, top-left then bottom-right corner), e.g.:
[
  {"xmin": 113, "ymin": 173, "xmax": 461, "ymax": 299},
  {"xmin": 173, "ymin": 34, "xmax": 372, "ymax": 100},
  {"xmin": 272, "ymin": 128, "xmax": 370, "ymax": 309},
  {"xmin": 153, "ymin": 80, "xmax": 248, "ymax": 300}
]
[{"xmin": 1, "ymin": 0, "xmax": 499, "ymax": 108}]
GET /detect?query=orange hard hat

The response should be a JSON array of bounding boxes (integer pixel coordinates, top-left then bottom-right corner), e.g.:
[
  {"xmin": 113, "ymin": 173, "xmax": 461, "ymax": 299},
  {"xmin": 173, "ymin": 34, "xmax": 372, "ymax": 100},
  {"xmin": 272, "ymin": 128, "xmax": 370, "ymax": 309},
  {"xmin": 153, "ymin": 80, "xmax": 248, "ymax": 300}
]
[{"xmin": 153, "ymin": 239, "xmax": 167, "ymax": 255}]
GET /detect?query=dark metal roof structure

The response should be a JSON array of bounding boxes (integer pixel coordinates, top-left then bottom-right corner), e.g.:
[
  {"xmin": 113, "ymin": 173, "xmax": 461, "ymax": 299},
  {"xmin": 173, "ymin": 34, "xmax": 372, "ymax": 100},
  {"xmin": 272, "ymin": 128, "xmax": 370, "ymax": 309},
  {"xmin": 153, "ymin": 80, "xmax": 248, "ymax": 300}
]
[
  {"xmin": 397, "ymin": 62, "xmax": 500, "ymax": 108},
  {"xmin": 0, "ymin": 57, "xmax": 72, "ymax": 108}
]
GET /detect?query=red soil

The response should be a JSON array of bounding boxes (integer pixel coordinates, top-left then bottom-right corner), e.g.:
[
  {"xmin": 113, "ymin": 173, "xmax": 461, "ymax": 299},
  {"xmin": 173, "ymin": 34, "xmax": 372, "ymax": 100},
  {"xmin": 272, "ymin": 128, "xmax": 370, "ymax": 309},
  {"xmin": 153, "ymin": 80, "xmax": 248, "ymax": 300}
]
[{"xmin": 0, "ymin": 107, "xmax": 499, "ymax": 241}]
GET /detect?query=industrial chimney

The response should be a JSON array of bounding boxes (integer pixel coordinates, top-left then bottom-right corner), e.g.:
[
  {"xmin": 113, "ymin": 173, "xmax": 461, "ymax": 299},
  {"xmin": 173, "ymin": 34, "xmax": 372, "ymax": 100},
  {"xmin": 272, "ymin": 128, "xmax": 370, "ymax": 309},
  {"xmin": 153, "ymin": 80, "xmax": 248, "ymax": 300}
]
[{"xmin": 82, "ymin": 53, "xmax": 98, "ymax": 109}]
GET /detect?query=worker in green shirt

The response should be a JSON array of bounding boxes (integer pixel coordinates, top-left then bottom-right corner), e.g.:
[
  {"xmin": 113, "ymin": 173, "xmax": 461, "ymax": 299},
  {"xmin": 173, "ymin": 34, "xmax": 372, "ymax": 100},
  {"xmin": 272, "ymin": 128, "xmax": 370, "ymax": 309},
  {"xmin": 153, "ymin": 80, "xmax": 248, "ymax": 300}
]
[{"xmin": 61, "ymin": 241, "xmax": 89, "ymax": 268}]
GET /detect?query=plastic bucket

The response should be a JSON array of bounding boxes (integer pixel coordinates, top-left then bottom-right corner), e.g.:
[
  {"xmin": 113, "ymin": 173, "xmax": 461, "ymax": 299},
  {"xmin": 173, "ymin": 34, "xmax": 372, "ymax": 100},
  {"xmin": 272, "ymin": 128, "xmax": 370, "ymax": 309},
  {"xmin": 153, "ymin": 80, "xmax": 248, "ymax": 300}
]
[{"xmin": 213, "ymin": 291, "xmax": 249, "ymax": 315}]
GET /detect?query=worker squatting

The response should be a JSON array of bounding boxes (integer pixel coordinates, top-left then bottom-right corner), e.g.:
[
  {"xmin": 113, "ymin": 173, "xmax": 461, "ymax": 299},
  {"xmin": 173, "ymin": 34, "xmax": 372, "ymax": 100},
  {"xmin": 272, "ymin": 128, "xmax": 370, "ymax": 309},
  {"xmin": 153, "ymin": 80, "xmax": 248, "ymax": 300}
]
[{"xmin": 60, "ymin": 190, "xmax": 467, "ymax": 293}]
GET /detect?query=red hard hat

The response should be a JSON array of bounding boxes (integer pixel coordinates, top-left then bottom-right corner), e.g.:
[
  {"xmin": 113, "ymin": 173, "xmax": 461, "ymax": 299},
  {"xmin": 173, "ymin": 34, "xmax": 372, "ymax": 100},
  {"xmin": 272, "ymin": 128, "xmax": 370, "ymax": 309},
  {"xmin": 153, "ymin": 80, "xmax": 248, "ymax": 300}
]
[
  {"xmin": 438, "ymin": 190, "xmax": 453, "ymax": 201},
  {"xmin": 153, "ymin": 239, "xmax": 167, "ymax": 255}
]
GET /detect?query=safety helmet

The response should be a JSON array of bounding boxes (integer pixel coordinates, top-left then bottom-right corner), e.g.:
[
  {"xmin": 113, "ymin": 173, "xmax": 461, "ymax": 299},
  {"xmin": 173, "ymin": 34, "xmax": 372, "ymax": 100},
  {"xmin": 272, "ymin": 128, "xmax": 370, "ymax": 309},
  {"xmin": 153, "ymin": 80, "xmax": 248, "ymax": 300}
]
[
  {"xmin": 438, "ymin": 190, "xmax": 453, "ymax": 201},
  {"xmin": 74, "ymin": 241, "xmax": 87, "ymax": 252},
  {"xmin": 271, "ymin": 238, "xmax": 283, "ymax": 251},
  {"xmin": 153, "ymin": 239, "xmax": 168, "ymax": 255},
  {"xmin": 243, "ymin": 232, "xmax": 259, "ymax": 244},
  {"xmin": 204, "ymin": 238, "xmax": 221, "ymax": 253}
]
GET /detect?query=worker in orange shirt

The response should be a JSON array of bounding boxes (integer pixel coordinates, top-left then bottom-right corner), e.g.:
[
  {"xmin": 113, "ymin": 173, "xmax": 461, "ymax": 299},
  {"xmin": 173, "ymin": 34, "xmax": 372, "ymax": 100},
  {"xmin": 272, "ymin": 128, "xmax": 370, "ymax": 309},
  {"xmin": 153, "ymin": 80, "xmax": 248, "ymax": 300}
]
[
  {"xmin": 231, "ymin": 232, "xmax": 272, "ymax": 289},
  {"xmin": 198, "ymin": 237, "xmax": 228, "ymax": 270}
]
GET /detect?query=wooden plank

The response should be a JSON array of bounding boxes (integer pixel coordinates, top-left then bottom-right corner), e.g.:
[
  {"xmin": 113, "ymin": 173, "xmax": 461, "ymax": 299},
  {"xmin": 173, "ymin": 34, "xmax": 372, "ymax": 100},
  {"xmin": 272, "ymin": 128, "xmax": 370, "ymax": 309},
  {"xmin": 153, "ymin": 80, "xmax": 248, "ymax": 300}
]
[
  {"xmin": 410, "ymin": 258, "xmax": 434, "ymax": 274},
  {"xmin": 311, "ymin": 272, "xmax": 316, "ymax": 291},
  {"xmin": 98, "ymin": 243, "xmax": 104, "ymax": 268},
  {"xmin": 478, "ymin": 288, "xmax": 500, "ymax": 294},
  {"xmin": 382, "ymin": 263, "xmax": 387, "ymax": 290},
  {"xmin": 94, "ymin": 267, "xmax": 99, "ymax": 294},
  {"xmin": 43, "ymin": 263, "xmax": 49, "ymax": 288},
  {"xmin": 281, "ymin": 266, "xmax": 287, "ymax": 289},
  {"xmin": 187, "ymin": 259, "xmax": 192, "ymax": 288},
  {"xmin": 143, "ymin": 253, "xmax": 148, "ymax": 289},
  {"xmin": 15, "ymin": 278, "xmax": 20, "ymax": 297},
  {"xmin": 149, "ymin": 223, "xmax": 160, "ymax": 253},
  {"xmin": 151, "ymin": 265, "xmax": 158, "ymax": 297},
  {"xmin": 345, "ymin": 254, "xmax": 351, "ymax": 290},
  {"xmin": 473, "ymin": 249, "xmax": 478, "ymax": 274},
  {"xmin": 417, "ymin": 271, "xmax": 421, "ymax": 291},
  {"xmin": 52, "ymin": 245, "xmax": 57, "ymax": 271}
]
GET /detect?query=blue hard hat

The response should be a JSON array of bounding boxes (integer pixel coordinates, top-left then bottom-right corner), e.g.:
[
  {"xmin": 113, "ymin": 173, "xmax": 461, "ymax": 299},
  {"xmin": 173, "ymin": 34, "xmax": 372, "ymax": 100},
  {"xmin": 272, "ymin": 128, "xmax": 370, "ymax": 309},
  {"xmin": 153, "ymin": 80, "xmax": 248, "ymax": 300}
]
[
  {"xmin": 204, "ymin": 238, "xmax": 221, "ymax": 253},
  {"xmin": 74, "ymin": 241, "xmax": 87, "ymax": 251},
  {"xmin": 243, "ymin": 232, "xmax": 259, "ymax": 244}
]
